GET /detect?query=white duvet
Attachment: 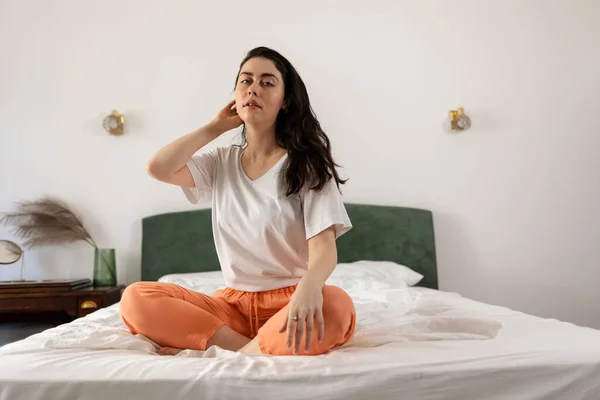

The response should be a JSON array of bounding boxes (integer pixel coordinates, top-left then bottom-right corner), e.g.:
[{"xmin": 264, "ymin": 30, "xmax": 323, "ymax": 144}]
[
  {"xmin": 1, "ymin": 268, "xmax": 600, "ymax": 400},
  {"xmin": 2, "ymin": 283, "xmax": 500, "ymax": 355}
]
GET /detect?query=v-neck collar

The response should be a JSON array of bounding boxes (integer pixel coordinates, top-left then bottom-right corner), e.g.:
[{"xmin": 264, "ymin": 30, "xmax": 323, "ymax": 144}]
[{"xmin": 238, "ymin": 148, "xmax": 288, "ymax": 184}]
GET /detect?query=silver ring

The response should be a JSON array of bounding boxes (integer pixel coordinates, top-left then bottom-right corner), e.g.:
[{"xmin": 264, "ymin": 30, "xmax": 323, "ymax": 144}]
[{"xmin": 290, "ymin": 315, "xmax": 298, "ymax": 321}]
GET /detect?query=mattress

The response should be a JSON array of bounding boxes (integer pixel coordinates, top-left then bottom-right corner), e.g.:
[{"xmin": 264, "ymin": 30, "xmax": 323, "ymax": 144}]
[{"xmin": 1, "ymin": 277, "xmax": 600, "ymax": 400}]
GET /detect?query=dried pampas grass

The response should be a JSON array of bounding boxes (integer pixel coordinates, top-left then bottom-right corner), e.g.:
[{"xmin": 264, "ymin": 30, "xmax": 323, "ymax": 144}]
[{"xmin": 0, "ymin": 196, "xmax": 97, "ymax": 249}]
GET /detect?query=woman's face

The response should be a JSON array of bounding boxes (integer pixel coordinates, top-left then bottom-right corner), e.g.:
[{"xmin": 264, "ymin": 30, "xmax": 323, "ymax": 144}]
[{"xmin": 235, "ymin": 57, "xmax": 285, "ymax": 126}]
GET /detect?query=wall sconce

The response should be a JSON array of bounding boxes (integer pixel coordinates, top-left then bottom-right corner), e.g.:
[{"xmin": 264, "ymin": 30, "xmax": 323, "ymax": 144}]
[
  {"xmin": 103, "ymin": 110, "xmax": 125, "ymax": 136},
  {"xmin": 449, "ymin": 107, "xmax": 471, "ymax": 132}
]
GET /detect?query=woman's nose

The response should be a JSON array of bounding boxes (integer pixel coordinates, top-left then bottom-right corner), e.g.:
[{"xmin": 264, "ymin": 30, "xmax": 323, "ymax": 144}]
[{"xmin": 248, "ymin": 82, "xmax": 259, "ymax": 95}]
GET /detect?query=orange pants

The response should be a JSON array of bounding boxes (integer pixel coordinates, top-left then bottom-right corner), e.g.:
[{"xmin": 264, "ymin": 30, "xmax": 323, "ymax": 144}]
[{"xmin": 120, "ymin": 282, "xmax": 356, "ymax": 356}]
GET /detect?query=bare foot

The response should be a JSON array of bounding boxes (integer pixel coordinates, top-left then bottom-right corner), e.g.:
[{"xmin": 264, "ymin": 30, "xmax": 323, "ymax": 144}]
[
  {"xmin": 157, "ymin": 347, "xmax": 184, "ymax": 356},
  {"xmin": 238, "ymin": 337, "xmax": 263, "ymax": 355}
]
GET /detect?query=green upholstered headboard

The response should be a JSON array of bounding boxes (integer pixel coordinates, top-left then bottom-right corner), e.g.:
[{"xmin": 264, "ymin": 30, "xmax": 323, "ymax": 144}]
[{"xmin": 141, "ymin": 203, "xmax": 438, "ymax": 289}]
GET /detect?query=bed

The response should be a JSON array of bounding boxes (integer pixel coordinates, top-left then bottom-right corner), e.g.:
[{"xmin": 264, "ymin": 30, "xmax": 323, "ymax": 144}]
[{"xmin": 1, "ymin": 203, "xmax": 600, "ymax": 400}]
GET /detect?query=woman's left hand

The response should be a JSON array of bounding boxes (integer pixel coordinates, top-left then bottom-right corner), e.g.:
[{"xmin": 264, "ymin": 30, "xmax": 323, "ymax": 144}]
[{"xmin": 279, "ymin": 278, "xmax": 325, "ymax": 354}]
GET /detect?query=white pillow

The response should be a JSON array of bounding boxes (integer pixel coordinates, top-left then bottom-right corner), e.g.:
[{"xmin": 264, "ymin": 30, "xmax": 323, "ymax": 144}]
[
  {"xmin": 157, "ymin": 260, "xmax": 423, "ymax": 294},
  {"xmin": 158, "ymin": 270, "xmax": 225, "ymax": 294},
  {"xmin": 328, "ymin": 260, "xmax": 423, "ymax": 287}
]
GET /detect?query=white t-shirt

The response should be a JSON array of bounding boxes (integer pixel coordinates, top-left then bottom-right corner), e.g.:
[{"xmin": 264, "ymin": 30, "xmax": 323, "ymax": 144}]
[{"xmin": 181, "ymin": 145, "xmax": 352, "ymax": 292}]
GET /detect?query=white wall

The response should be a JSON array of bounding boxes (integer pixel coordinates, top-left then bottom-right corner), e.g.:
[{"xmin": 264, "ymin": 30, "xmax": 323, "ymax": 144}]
[{"xmin": 1, "ymin": 0, "xmax": 599, "ymax": 328}]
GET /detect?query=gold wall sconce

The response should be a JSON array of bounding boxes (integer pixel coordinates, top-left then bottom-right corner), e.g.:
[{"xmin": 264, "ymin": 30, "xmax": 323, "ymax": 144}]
[
  {"xmin": 449, "ymin": 107, "xmax": 471, "ymax": 132},
  {"xmin": 103, "ymin": 110, "xmax": 125, "ymax": 136}
]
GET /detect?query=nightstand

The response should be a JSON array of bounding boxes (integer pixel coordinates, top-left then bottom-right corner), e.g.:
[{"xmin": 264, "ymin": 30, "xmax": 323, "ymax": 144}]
[{"xmin": 0, "ymin": 284, "xmax": 125, "ymax": 346}]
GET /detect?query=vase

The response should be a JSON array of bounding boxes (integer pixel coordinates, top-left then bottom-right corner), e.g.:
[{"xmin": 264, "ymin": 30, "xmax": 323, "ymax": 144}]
[{"xmin": 93, "ymin": 248, "xmax": 116, "ymax": 286}]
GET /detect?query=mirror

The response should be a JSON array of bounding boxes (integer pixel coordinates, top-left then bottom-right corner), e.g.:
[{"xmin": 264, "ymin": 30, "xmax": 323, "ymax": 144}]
[{"xmin": 0, "ymin": 240, "xmax": 23, "ymax": 265}]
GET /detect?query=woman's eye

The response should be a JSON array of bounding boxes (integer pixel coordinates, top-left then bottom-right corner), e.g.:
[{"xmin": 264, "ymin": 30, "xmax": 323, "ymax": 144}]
[
  {"xmin": 262, "ymin": 82, "xmax": 273, "ymax": 87},
  {"xmin": 240, "ymin": 79, "xmax": 250, "ymax": 84}
]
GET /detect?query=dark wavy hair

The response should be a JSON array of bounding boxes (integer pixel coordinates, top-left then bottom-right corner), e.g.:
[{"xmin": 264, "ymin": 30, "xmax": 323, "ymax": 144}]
[{"xmin": 235, "ymin": 46, "xmax": 347, "ymax": 197}]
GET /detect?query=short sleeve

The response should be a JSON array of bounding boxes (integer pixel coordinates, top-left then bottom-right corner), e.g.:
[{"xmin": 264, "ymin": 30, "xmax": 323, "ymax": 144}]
[
  {"xmin": 181, "ymin": 148, "xmax": 219, "ymax": 204},
  {"xmin": 301, "ymin": 179, "xmax": 352, "ymax": 240}
]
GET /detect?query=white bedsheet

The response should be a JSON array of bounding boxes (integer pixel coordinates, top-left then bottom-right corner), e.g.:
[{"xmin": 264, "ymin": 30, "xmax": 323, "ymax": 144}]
[{"xmin": 1, "ymin": 283, "xmax": 600, "ymax": 400}]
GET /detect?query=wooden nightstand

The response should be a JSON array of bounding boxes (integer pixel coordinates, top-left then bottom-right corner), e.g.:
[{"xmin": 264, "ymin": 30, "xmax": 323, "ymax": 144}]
[{"xmin": 0, "ymin": 283, "xmax": 125, "ymax": 346}]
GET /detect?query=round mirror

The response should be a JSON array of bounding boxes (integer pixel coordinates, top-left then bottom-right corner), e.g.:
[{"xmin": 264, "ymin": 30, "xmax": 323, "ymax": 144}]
[{"xmin": 0, "ymin": 240, "xmax": 23, "ymax": 265}]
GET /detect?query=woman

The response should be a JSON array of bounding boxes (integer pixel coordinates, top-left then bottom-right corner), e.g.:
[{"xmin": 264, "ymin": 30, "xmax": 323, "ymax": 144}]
[{"xmin": 120, "ymin": 46, "xmax": 356, "ymax": 356}]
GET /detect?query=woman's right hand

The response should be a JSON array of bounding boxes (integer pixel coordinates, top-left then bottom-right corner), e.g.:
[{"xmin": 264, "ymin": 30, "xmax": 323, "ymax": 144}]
[
  {"xmin": 146, "ymin": 100, "xmax": 242, "ymax": 186},
  {"xmin": 209, "ymin": 100, "xmax": 243, "ymax": 134}
]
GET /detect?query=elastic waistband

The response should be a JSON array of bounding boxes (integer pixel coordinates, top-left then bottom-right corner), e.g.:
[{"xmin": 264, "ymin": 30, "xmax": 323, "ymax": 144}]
[{"xmin": 218, "ymin": 284, "xmax": 297, "ymax": 299}]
